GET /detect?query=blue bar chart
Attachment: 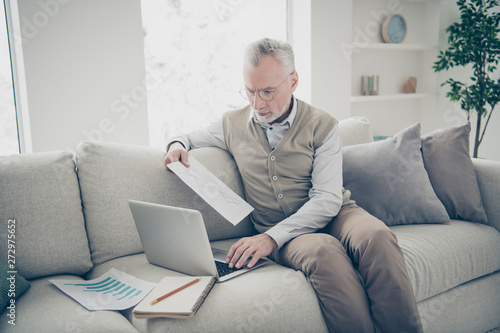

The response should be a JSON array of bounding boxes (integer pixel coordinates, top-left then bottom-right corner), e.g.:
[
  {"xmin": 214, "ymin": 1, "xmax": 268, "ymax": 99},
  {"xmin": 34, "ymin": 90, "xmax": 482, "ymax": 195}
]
[
  {"xmin": 64, "ymin": 276, "xmax": 144, "ymax": 300},
  {"xmin": 50, "ymin": 268, "xmax": 157, "ymax": 310}
]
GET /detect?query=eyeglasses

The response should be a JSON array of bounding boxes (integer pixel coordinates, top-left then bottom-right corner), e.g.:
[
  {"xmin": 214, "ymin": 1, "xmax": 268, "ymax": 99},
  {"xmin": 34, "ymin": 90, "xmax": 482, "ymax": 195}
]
[{"xmin": 239, "ymin": 74, "xmax": 291, "ymax": 102}]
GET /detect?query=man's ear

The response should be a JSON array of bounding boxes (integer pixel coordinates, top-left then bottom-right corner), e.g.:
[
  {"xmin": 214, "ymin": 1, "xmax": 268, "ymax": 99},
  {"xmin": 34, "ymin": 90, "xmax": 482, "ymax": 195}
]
[{"xmin": 290, "ymin": 71, "xmax": 299, "ymax": 93}]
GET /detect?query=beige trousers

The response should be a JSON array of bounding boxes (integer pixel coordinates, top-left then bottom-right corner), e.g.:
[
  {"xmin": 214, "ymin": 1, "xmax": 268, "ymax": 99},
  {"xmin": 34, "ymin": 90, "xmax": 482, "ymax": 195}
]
[{"xmin": 272, "ymin": 203, "xmax": 423, "ymax": 333}]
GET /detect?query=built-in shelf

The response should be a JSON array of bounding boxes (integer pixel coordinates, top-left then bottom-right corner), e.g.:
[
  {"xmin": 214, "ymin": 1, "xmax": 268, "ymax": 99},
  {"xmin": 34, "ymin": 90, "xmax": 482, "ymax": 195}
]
[
  {"xmin": 349, "ymin": 0, "xmax": 441, "ymax": 135},
  {"xmin": 351, "ymin": 93, "xmax": 436, "ymax": 103}
]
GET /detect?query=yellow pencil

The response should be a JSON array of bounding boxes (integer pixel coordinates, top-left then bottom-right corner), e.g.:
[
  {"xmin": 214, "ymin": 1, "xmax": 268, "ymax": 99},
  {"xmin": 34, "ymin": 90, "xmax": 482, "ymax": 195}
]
[{"xmin": 151, "ymin": 278, "xmax": 200, "ymax": 305}]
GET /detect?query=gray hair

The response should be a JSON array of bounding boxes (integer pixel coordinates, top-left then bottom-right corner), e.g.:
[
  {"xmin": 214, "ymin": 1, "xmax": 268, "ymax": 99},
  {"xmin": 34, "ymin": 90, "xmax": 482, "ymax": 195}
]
[{"xmin": 244, "ymin": 38, "xmax": 295, "ymax": 75}]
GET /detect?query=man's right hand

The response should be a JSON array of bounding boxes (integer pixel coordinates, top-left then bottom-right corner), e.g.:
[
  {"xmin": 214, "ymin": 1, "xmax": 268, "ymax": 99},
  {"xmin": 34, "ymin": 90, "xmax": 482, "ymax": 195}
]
[{"xmin": 164, "ymin": 142, "xmax": 190, "ymax": 169}]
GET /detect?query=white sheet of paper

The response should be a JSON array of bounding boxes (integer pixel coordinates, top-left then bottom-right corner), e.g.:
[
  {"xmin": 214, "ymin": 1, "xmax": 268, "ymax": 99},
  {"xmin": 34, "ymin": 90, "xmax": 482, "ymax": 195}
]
[
  {"xmin": 168, "ymin": 157, "xmax": 254, "ymax": 225},
  {"xmin": 50, "ymin": 268, "xmax": 157, "ymax": 311}
]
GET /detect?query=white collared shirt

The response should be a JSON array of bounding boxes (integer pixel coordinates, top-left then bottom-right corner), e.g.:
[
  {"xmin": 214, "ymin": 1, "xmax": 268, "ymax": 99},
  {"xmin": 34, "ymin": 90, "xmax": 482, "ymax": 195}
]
[
  {"xmin": 250, "ymin": 97, "xmax": 297, "ymax": 150},
  {"xmin": 168, "ymin": 98, "xmax": 343, "ymax": 249}
]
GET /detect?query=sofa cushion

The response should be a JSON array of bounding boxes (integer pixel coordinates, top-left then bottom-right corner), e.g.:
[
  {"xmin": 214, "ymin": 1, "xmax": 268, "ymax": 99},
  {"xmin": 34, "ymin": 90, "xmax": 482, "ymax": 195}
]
[
  {"xmin": 417, "ymin": 271, "xmax": 500, "ymax": 333},
  {"xmin": 0, "ymin": 275, "xmax": 139, "ymax": 333},
  {"xmin": 391, "ymin": 220, "xmax": 500, "ymax": 302},
  {"xmin": 87, "ymin": 252, "xmax": 328, "ymax": 333},
  {"xmin": 338, "ymin": 116, "xmax": 374, "ymax": 147},
  {"xmin": 0, "ymin": 151, "xmax": 93, "ymax": 279},
  {"xmin": 76, "ymin": 141, "xmax": 255, "ymax": 266},
  {"xmin": 342, "ymin": 123, "xmax": 450, "ymax": 226},
  {"xmin": 422, "ymin": 122, "xmax": 488, "ymax": 223}
]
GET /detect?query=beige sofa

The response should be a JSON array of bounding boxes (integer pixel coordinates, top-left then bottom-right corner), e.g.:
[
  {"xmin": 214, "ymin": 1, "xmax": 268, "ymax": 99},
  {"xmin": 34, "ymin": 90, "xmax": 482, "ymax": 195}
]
[{"xmin": 1, "ymin": 117, "xmax": 499, "ymax": 332}]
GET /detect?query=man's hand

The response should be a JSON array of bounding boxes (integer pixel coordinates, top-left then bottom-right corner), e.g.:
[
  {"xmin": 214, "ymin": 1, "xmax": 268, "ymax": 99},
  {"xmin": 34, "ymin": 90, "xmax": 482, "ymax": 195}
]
[
  {"xmin": 164, "ymin": 142, "xmax": 190, "ymax": 169},
  {"xmin": 226, "ymin": 234, "xmax": 277, "ymax": 269}
]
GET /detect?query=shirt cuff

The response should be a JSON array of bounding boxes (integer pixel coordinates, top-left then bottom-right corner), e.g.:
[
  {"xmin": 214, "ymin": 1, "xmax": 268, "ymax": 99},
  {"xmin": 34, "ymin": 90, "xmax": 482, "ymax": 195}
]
[
  {"xmin": 166, "ymin": 137, "xmax": 190, "ymax": 152},
  {"xmin": 265, "ymin": 225, "xmax": 292, "ymax": 250}
]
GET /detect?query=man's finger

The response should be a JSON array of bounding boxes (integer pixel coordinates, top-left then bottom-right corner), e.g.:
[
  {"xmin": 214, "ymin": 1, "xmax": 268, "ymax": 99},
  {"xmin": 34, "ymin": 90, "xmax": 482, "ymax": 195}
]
[
  {"xmin": 165, "ymin": 149, "xmax": 190, "ymax": 169},
  {"xmin": 235, "ymin": 247, "xmax": 254, "ymax": 269},
  {"xmin": 226, "ymin": 239, "xmax": 243, "ymax": 263},
  {"xmin": 179, "ymin": 150, "xmax": 190, "ymax": 168},
  {"xmin": 229, "ymin": 244, "xmax": 248, "ymax": 268},
  {"xmin": 228, "ymin": 240, "xmax": 251, "ymax": 269},
  {"xmin": 246, "ymin": 253, "xmax": 262, "ymax": 269}
]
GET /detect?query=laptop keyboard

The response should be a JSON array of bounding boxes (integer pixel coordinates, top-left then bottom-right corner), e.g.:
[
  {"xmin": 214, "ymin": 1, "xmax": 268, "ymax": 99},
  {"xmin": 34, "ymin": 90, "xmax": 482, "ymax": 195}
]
[{"xmin": 215, "ymin": 260, "xmax": 236, "ymax": 277}]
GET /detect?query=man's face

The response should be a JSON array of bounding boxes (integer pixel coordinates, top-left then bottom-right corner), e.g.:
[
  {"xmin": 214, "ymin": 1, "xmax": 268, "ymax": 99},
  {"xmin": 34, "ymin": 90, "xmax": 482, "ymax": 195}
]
[{"xmin": 243, "ymin": 55, "xmax": 298, "ymax": 124}]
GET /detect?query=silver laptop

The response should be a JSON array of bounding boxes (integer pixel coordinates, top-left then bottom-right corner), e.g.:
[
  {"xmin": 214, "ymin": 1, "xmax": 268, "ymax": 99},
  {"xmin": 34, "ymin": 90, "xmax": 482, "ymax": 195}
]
[{"xmin": 128, "ymin": 200, "xmax": 269, "ymax": 282}]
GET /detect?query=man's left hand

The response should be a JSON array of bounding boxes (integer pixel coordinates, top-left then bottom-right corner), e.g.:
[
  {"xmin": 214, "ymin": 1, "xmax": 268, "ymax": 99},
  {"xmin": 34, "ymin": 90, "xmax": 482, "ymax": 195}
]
[{"xmin": 226, "ymin": 234, "xmax": 277, "ymax": 269}]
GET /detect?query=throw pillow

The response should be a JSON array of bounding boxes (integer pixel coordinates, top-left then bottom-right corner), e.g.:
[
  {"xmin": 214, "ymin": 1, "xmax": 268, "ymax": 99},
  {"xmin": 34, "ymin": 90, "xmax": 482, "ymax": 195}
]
[
  {"xmin": 338, "ymin": 116, "xmax": 374, "ymax": 147},
  {"xmin": 342, "ymin": 123, "xmax": 450, "ymax": 226},
  {"xmin": 421, "ymin": 122, "xmax": 488, "ymax": 223},
  {"xmin": 0, "ymin": 151, "xmax": 93, "ymax": 279},
  {"xmin": 1, "ymin": 260, "xmax": 31, "ymax": 309}
]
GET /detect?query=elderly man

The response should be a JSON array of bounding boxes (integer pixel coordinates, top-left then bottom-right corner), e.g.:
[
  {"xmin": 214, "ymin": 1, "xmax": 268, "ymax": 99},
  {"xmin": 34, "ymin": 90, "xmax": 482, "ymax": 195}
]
[{"xmin": 165, "ymin": 38, "xmax": 422, "ymax": 333}]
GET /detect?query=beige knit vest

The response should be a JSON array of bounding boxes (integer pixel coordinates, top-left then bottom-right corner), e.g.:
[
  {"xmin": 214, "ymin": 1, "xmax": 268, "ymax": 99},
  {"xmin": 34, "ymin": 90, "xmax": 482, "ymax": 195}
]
[{"xmin": 223, "ymin": 99, "xmax": 340, "ymax": 234}]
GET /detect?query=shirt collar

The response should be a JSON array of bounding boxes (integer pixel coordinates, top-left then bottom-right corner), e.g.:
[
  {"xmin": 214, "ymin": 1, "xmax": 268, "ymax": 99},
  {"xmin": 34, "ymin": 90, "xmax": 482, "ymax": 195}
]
[{"xmin": 248, "ymin": 96, "xmax": 297, "ymax": 128}]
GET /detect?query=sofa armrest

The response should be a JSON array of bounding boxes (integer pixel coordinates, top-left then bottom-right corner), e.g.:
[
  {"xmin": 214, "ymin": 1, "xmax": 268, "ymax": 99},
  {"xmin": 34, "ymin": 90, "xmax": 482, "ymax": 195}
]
[{"xmin": 473, "ymin": 158, "xmax": 500, "ymax": 232}]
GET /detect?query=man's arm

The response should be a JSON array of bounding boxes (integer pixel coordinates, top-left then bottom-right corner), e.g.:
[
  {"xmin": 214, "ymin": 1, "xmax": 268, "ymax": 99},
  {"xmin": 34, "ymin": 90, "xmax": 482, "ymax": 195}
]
[
  {"xmin": 265, "ymin": 124, "xmax": 343, "ymax": 248},
  {"xmin": 164, "ymin": 118, "xmax": 226, "ymax": 168},
  {"xmin": 163, "ymin": 118, "xmax": 277, "ymax": 268},
  {"xmin": 226, "ymin": 123, "xmax": 343, "ymax": 269}
]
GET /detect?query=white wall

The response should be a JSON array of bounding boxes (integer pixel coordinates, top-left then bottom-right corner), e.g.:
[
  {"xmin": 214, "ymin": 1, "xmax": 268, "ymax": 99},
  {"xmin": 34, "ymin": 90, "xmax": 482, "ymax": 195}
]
[
  {"xmin": 6, "ymin": 0, "xmax": 149, "ymax": 153},
  {"xmin": 289, "ymin": 0, "xmax": 312, "ymax": 103},
  {"xmin": 310, "ymin": 0, "xmax": 352, "ymax": 121},
  {"xmin": 290, "ymin": 0, "xmax": 352, "ymax": 120}
]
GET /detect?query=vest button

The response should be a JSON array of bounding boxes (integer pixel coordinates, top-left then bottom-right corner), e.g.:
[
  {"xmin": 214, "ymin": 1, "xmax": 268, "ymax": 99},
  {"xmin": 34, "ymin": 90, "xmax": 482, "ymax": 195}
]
[
  {"xmin": 270, "ymin": 156, "xmax": 276, "ymax": 161},
  {"xmin": 277, "ymin": 193, "xmax": 283, "ymax": 199},
  {"xmin": 272, "ymin": 175, "xmax": 278, "ymax": 181}
]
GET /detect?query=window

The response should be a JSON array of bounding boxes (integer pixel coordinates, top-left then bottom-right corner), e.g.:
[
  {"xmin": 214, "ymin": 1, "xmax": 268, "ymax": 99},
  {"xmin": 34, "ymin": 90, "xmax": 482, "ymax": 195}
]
[
  {"xmin": 0, "ymin": 9, "xmax": 18, "ymax": 155},
  {"xmin": 141, "ymin": 0, "xmax": 287, "ymax": 149},
  {"xmin": 1, "ymin": 1, "xmax": 288, "ymax": 154}
]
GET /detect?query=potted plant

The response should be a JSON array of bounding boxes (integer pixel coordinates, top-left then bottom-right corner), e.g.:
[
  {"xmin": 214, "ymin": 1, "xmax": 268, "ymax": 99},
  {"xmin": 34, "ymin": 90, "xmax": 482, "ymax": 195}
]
[{"xmin": 433, "ymin": 0, "xmax": 500, "ymax": 158}]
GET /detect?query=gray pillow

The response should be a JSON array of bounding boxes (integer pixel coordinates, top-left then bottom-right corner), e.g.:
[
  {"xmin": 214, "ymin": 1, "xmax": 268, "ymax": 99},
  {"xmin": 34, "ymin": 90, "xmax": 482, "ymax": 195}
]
[
  {"xmin": 0, "ymin": 151, "xmax": 93, "ymax": 279},
  {"xmin": 342, "ymin": 123, "xmax": 450, "ymax": 226},
  {"xmin": 421, "ymin": 122, "xmax": 487, "ymax": 223}
]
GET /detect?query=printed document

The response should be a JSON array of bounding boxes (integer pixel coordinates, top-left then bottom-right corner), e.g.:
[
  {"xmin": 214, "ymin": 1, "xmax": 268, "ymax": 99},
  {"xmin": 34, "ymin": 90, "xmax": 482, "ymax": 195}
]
[
  {"xmin": 168, "ymin": 157, "xmax": 254, "ymax": 225},
  {"xmin": 50, "ymin": 268, "xmax": 156, "ymax": 311}
]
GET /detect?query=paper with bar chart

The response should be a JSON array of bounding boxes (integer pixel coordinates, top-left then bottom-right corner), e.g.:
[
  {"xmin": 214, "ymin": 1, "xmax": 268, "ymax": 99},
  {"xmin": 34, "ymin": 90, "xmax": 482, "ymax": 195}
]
[
  {"xmin": 50, "ymin": 268, "xmax": 157, "ymax": 310},
  {"xmin": 168, "ymin": 157, "xmax": 253, "ymax": 226}
]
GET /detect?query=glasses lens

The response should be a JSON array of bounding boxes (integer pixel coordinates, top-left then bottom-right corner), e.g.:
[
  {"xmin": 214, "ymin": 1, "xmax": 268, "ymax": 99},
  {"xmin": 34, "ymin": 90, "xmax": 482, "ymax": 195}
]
[
  {"xmin": 240, "ymin": 89, "xmax": 274, "ymax": 102},
  {"xmin": 241, "ymin": 89, "xmax": 257, "ymax": 101},
  {"xmin": 259, "ymin": 90, "xmax": 274, "ymax": 102}
]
